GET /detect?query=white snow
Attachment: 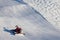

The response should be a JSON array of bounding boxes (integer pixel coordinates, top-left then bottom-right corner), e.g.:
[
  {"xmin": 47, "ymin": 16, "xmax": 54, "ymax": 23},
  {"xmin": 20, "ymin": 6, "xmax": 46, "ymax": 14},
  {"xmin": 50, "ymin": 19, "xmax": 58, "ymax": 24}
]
[
  {"xmin": 0, "ymin": 0, "xmax": 60, "ymax": 40},
  {"xmin": 23, "ymin": 0, "xmax": 60, "ymax": 30}
]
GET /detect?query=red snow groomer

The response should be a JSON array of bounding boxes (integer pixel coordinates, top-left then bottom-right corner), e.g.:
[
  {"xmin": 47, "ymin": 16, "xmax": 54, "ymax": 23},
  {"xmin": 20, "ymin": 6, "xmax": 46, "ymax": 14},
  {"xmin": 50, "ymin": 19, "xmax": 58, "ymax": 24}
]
[{"xmin": 15, "ymin": 25, "xmax": 22, "ymax": 34}]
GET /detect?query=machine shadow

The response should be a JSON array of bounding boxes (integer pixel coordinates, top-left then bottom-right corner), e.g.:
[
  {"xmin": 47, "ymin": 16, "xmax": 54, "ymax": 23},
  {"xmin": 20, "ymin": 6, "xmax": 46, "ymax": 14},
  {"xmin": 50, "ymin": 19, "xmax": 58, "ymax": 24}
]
[{"xmin": 3, "ymin": 27, "xmax": 16, "ymax": 35}]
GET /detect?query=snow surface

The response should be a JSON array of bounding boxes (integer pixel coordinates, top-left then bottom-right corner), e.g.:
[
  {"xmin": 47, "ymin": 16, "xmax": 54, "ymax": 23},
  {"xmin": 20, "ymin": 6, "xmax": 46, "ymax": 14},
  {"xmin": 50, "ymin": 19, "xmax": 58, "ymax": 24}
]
[
  {"xmin": 23, "ymin": 0, "xmax": 60, "ymax": 30},
  {"xmin": 0, "ymin": 0, "xmax": 60, "ymax": 40}
]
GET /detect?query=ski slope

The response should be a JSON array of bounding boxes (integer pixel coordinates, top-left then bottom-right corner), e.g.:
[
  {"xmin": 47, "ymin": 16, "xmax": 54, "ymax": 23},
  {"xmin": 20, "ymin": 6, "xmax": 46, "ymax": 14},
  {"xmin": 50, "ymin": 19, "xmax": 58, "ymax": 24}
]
[
  {"xmin": 0, "ymin": 0, "xmax": 60, "ymax": 40},
  {"xmin": 23, "ymin": 0, "xmax": 60, "ymax": 30}
]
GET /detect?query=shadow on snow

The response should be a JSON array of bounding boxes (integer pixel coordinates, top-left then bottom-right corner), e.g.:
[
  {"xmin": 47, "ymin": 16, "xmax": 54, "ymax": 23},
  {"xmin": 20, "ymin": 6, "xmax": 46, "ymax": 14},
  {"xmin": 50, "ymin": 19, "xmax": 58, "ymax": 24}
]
[{"xmin": 3, "ymin": 27, "xmax": 16, "ymax": 35}]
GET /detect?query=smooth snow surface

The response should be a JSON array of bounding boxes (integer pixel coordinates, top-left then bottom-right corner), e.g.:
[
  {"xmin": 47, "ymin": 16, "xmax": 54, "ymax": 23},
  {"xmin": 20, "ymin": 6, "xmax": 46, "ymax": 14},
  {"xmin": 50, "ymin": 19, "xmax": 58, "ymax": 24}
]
[{"xmin": 0, "ymin": 0, "xmax": 60, "ymax": 40}]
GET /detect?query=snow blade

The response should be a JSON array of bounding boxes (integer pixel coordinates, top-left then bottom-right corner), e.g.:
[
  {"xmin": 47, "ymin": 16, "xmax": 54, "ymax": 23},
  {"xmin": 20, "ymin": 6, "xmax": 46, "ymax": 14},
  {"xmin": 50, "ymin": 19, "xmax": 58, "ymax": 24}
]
[{"xmin": 15, "ymin": 33, "xmax": 25, "ymax": 36}]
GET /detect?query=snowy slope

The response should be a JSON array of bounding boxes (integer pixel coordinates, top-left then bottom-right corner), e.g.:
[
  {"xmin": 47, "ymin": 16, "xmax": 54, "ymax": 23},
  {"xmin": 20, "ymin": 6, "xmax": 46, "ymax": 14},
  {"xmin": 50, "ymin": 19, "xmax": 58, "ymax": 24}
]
[
  {"xmin": 0, "ymin": 0, "xmax": 60, "ymax": 40},
  {"xmin": 23, "ymin": 0, "xmax": 60, "ymax": 30}
]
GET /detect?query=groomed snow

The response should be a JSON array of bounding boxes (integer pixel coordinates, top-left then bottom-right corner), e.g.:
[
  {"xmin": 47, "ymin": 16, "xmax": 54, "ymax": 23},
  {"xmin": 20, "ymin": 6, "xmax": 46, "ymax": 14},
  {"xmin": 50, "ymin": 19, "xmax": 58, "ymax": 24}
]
[{"xmin": 0, "ymin": 0, "xmax": 60, "ymax": 40}]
